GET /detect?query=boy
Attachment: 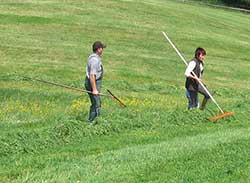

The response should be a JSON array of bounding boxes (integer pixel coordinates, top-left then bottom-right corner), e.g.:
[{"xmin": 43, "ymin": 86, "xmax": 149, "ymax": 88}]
[{"xmin": 185, "ymin": 47, "xmax": 212, "ymax": 110}]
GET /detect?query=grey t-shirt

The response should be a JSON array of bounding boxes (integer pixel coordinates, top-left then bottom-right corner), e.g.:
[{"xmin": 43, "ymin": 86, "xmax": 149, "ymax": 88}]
[{"xmin": 86, "ymin": 53, "xmax": 103, "ymax": 80}]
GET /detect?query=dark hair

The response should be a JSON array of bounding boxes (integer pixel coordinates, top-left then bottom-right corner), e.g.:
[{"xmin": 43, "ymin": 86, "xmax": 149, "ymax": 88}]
[
  {"xmin": 92, "ymin": 41, "xmax": 106, "ymax": 52},
  {"xmin": 195, "ymin": 47, "xmax": 206, "ymax": 59}
]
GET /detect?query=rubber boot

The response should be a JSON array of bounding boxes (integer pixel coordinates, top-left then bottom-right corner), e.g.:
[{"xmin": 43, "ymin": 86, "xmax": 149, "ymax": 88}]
[{"xmin": 200, "ymin": 97, "xmax": 208, "ymax": 110}]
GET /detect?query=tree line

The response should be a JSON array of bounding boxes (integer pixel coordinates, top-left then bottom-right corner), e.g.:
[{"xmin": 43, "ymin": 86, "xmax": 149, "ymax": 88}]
[
  {"xmin": 222, "ymin": 0, "xmax": 250, "ymax": 9},
  {"xmin": 197, "ymin": 0, "xmax": 250, "ymax": 9}
]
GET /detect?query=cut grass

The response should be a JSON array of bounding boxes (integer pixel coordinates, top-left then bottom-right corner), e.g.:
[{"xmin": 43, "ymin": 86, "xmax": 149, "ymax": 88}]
[{"xmin": 0, "ymin": 0, "xmax": 250, "ymax": 182}]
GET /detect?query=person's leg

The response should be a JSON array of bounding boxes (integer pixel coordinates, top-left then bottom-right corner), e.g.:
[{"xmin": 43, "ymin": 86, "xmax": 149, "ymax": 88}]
[
  {"xmin": 190, "ymin": 91, "xmax": 198, "ymax": 109},
  {"xmin": 200, "ymin": 97, "xmax": 208, "ymax": 110},
  {"xmin": 85, "ymin": 78, "xmax": 102, "ymax": 123},
  {"xmin": 186, "ymin": 90, "xmax": 192, "ymax": 109},
  {"xmin": 88, "ymin": 93, "xmax": 98, "ymax": 123},
  {"xmin": 186, "ymin": 90, "xmax": 198, "ymax": 109},
  {"xmin": 94, "ymin": 79, "xmax": 102, "ymax": 118},
  {"xmin": 85, "ymin": 78, "xmax": 94, "ymax": 123},
  {"xmin": 198, "ymin": 84, "xmax": 213, "ymax": 110}
]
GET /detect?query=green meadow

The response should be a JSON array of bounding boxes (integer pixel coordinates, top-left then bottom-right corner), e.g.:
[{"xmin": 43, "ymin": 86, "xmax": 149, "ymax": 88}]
[{"xmin": 1, "ymin": 0, "xmax": 250, "ymax": 182}]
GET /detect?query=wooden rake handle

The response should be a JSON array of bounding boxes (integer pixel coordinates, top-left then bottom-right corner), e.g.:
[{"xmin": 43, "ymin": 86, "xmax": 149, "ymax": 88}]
[{"xmin": 23, "ymin": 76, "xmax": 126, "ymax": 107}]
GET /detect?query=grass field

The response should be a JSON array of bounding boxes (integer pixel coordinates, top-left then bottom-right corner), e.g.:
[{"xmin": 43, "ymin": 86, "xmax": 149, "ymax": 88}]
[{"xmin": 1, "ymin": 0, "xmax": 250, "ymax": 182}]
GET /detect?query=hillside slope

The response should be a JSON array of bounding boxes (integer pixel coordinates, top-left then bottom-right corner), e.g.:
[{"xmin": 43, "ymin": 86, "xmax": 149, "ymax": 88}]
[{"xmin": 0, "ymin": 0, "xmax": 250, "ymax": 182}]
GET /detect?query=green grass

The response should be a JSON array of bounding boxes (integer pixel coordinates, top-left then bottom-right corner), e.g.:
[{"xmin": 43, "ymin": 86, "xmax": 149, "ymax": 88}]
[{"xmin": 1, "ymin": 0, "xmax": 250, "ymax": 182}]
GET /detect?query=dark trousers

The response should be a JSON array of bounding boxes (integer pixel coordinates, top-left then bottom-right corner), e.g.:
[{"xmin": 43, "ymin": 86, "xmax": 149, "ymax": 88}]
[
  {"xmin": 85, "ymin": 77, "xmax": 102, "ymax": 123},
  {"xmin": 186, "ymin": 90, "xmax": 198, "ymax": 109},
  {"xmin": 186, "ymin": 84, "xmax": 212, "ymax": 110},
  {"xmin": 198, "ymin": 84, "xmax": 211, "ymax": 99}
]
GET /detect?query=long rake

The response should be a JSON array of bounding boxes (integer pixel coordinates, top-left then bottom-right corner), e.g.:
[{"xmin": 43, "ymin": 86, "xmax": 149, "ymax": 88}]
[
  {"xmin": 23, "ymin": 76, "xmax": 126, "ymax": 107},
  {"xmin": 162, "ymin": 31, "xmax": 234, "ymax": 121}
]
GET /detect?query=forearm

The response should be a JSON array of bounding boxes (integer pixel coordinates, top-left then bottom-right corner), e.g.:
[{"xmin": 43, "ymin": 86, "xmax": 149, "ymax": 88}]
[
  {"xmin": 89, "ymin": 74, "xmax": 98, "ymax": 94},
  {"xmin": 189, "ymin": 72, "xmax": 202, "ymax": 83},
  {"xmin": 189, "ymin": 73, "xmax": 197, "ymax": 80}
]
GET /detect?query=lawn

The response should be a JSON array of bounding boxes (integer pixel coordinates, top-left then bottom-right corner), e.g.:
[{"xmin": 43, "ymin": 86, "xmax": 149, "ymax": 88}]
[{"xmin": 0, "ymin": 0, "xmax": 250, "ymax": 182}]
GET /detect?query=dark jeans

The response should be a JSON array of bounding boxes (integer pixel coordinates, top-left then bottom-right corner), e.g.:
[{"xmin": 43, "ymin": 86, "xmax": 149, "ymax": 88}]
[
  {"xmin": 198, "ymin": 84, "xmax": 211, "ymax": 99},
  {"xmin": 85, "ymin": 77, "xmax": 102, "ymax": 123},
  {"xmin": 186, "ymin": 84, "xmax": 212, "ymax": 110},
  {"xmin": 186, "ymin": 90, "xmax": 198, "ymax": 109}
]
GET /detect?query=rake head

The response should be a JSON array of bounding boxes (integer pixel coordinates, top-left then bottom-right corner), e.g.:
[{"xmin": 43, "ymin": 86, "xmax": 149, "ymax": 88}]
[
  {"xmin": 210, "ymin": 111, "xmax": 235, "ymax": 121},
  {"xmin": 106, "ymin": 89, "xmax": 127, "ymax": 107}
]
